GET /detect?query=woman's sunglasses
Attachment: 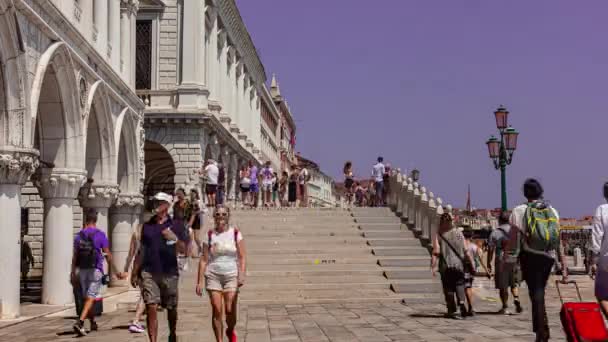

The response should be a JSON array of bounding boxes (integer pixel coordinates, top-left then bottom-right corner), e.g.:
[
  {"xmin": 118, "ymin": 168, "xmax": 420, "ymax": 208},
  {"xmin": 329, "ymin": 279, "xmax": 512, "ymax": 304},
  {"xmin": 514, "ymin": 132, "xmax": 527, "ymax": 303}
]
[{"xmin": 214, "ymin": 212, "xmax": 229, "ymax": 218}]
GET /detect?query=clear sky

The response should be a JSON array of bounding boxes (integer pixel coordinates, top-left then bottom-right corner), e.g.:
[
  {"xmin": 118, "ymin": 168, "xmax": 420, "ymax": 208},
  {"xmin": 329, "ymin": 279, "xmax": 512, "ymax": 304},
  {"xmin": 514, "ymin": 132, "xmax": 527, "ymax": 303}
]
[{"xmin": 236, "ymin": 0, "xmax": 608, "ymax": 218}]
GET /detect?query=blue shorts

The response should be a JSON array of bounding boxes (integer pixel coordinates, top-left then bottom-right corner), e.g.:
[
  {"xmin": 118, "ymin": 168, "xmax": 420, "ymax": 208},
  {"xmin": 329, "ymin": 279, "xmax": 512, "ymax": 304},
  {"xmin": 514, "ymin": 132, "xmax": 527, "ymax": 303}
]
[
  {"xmin": 79, "ymin": 268, "xmax": 103, "ymax": 299},
  {"xmin": 250, "ymin": 183, "xmax": 259, "ymax": 193}
]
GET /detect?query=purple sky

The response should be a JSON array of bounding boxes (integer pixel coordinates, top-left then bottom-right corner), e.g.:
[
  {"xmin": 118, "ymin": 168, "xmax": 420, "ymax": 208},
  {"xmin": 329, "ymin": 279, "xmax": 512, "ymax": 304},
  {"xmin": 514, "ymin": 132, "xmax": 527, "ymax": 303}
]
[{"xmin": 236, "ymin": 0, "xmax": 608, "ymax": 218}]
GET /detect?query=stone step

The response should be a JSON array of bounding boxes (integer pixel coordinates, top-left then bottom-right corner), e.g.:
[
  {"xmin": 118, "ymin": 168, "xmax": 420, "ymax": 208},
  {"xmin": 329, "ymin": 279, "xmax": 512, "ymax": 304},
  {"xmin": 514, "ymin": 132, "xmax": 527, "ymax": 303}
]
[
  {"xmin": 246, "ymin": 269, "xmax": 384, "ymax": 277},
  {"xmin": 244, "ymin": 282, "xmax": 391, "ymax": 291},
  {"xmin": 384, "ymin": 269, "xmax": 434, "ymax": 280},
  {"xmin": 247, "ymin": 238, "xmax": 369, "ymax": 247},
  {"xmin": 248, "ymin": 256, "xmax": 378, "ymax": 265},
  {"xmin": 372, "ymin": 248, "xmax": 429, "ymax": 257},
  {"xmin": 357, "ymin": 224, "xmax": 402, "ymax": 230},
  {"xmin": 377, "ymin": 258, "xmax": 430, "ymax": 267},
  {"xmin": 247, "ymin": 263, "xmax": 380, "ymax": 272},
  {"xmin": 367, "ymin": 239, "xmax": 421, "ymax": 247},
  {"xmin": 245, "ymin": 274, "xmax": 389, "ymax": 284},
  {"xmin": 238, "ymin": 289, "xmax": 401, "ymax": 302},
  {"xmin": 390, "ymin": 281, "xmax": 442, "ymax": 294},
  {"xmin": 354, "ymin": 217, "xmax": 400, "ymax": 224},
  {"xmin": 363, "ymin": 231, "xmax": 409, "ymax": 239},
  {"xmin": 244, "ymin": 231, "xmax": 364, "ymax": 238},
  {"xmin": 238, "ymin": 225, "xmax": 358, "ymax": 232},
  {"xmin": 246, "ymin": 246, "xmax": 372, "ymax": 254},
  {"xmin": 350, "ymin": 208, "xmax": 393, "ymax": 216}
]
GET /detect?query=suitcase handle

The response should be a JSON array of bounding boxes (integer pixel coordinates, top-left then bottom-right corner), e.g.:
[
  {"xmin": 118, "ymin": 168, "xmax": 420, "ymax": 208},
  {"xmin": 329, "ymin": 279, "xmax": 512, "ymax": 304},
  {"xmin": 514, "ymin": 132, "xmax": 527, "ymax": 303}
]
[{"xmin": 555, "ymin": 280, "xmax": 582, "ymax": 304}]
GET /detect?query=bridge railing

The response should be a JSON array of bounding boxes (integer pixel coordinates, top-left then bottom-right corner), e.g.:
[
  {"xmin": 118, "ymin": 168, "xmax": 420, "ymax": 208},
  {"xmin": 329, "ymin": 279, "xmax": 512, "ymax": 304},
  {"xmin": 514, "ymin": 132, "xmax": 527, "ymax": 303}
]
[{"xmin": 386, "ymin": 169, "xmax": 453, "ymax": 246}]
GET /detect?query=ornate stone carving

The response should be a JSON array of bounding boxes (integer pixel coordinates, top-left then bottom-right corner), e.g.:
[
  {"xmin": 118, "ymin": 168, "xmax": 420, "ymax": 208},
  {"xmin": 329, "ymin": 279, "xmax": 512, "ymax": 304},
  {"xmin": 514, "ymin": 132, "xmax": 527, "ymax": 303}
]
[
  {"xmin": 79, "ymin": 76, "xmax": 88, "ymax": 110},
  {"xmin": 0, "ymin": 147, "xmax": 40, "ymax": 185},
  {"xmin": 114, "ymin": 193, "xmax": 144, "ymax": 208},
  {"xmin": 137, "ymin": 114, "xmax": 145, "ymax": 193},
  {"xmin": 78, "ymin": 183, "xmax": 120, "ymax": 208},
  {"xmin": 36, "ymin": 168, "xmax": 88, "ymax": 199}
]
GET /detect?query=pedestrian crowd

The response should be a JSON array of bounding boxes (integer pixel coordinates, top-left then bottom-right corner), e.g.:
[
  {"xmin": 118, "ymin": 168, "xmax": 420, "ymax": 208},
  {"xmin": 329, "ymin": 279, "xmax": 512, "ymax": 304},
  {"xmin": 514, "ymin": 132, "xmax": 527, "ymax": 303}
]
[
  {"xmin": 199, "ymin": 158, "xmax": 311, "ymax": 209},
  {"xmin": 70, "ymin": 186, "xmax": 248, "ymax": 342},
  {"xmin": 430, "ymin": 178, "xmax": 608, "ymax": 342},
  {"xmin": 343, "ymin": 156, "xmax": 391, "ymax": 208}
]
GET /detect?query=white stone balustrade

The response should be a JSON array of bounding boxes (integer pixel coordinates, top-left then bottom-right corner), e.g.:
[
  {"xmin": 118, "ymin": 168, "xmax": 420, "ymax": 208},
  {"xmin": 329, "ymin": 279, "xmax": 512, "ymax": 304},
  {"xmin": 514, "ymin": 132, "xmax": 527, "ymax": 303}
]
[{"xmin": 419, "ymin": 187, "xmax": 429, "ymax": 240}]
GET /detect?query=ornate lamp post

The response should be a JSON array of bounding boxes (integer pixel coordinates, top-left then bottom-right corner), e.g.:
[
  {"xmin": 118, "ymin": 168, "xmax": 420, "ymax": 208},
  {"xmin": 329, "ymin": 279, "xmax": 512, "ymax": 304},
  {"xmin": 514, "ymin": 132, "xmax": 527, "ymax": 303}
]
[
  {"xmin": 485, "ymin": 106, "xmax": 519, "ymax": 211},
  {"xmin": 411, "ymin": 169, "xmax": 420, "ymax": 182}
]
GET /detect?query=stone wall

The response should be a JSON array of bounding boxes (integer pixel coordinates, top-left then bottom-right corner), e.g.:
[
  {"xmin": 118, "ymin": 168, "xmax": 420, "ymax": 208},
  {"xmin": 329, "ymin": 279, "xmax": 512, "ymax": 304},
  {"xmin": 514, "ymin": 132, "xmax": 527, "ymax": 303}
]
[
  {"xmin": 20, "ymin": 183, "xmax": 83, "ymax": 277},
  {"xmin": 158, "ymin": 0, "xmax": 179, "ymax": 89}
]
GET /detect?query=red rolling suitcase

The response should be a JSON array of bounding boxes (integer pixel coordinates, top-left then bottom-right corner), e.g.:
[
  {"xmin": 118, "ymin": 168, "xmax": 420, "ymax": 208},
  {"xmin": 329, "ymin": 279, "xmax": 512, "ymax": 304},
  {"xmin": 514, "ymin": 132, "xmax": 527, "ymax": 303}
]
[{"xmin": 557, "ymin": 280, "xmax": 608, "ymax": 342}]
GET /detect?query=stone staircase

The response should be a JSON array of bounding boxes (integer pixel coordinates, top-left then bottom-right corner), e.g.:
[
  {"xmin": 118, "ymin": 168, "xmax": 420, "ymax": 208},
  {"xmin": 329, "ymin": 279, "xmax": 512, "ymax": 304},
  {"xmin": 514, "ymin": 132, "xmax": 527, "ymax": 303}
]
[
  {"xmin": 231, "ymin": 208, "xmax": 405, "ymax": 304},
  {"xmin": 350, "ymin": 207, "xmax": 442, "ymax": 303}
]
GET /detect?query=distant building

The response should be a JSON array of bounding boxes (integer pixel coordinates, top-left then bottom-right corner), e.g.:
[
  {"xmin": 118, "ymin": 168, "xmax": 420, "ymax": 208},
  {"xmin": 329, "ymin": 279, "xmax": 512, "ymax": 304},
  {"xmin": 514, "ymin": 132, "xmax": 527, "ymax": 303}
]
[{"xmin": 296, "ymin": 154, "xmax": 336, "ymax": 207}]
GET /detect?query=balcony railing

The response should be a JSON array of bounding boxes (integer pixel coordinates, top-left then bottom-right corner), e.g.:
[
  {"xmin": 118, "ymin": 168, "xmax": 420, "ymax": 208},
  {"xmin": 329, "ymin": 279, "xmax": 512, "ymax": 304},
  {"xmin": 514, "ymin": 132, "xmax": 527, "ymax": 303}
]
[{"xmin": 136, "ymin": 89, "xmax": 179, "ymax": 109}]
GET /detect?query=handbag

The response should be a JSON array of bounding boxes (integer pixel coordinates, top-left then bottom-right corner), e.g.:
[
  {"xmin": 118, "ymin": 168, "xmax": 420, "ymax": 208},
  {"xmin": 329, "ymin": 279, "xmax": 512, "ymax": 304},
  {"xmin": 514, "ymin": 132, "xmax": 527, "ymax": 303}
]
[{"xmin": 439, "ymin": 233, "xmax": 474, "ymax": 274}]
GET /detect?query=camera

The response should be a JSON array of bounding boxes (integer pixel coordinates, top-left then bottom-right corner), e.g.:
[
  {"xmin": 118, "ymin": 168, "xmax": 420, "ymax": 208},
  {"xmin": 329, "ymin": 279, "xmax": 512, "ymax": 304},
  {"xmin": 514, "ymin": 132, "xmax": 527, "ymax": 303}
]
[{"xmin": 101, "ymin": 274, "xmax": 110, "ymax": 285}]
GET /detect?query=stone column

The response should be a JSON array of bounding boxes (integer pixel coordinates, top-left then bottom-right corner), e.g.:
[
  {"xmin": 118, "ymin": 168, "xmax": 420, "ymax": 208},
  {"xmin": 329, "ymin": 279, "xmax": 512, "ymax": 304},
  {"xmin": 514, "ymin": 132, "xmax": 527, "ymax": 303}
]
[
  {"xmin": 207, "ymin": 11, "xmax": 219, "ymax": 98},
  {"xmin": 38, "ymin": 168, "xmax": 87, "ymax": 305},
  {"xmin": 110, "ymin": 0, "xmax": 121, "ymax": 66},
  {"xmin": 427, "ymin": 193, "xmax": 437, "ymax": 246},
  {"xmin": 0, "ymin": 148, "xmax": 39, "ymax": 318},
  {"xmin": 419, "ymin": 187, "xmax": 429, "ymax": 239},
  {"xmin": 180, "ymin": 0, "xmax": 205, "ymax": 84},
  {"xmin": 411, "ymin": 184, "xmax": 421, "ymax": 233},
  {"xmin": 109, "ymin": 193, "xmax": 143, "ymax": 287},
  {"xmin": 397, "ymin": 177, "xmax": 408, "ymax": 218},
  {"xmin": 78, "ymin": 183, "xmax": 120, "ymax": 235},
  {"xmin": 406, "ymin": 181, "xmax": 415, "ymax": 227},
  {"xmin": 120, "ymin": 4, "xmax": 129, "ymax": 78},
  {"xmin": 432, "ymin": 199, "xmax": 444, "ymax": 241},
  {"xmin": 94, "ymin": 0, "xmax": 108, "ymax": 54}
]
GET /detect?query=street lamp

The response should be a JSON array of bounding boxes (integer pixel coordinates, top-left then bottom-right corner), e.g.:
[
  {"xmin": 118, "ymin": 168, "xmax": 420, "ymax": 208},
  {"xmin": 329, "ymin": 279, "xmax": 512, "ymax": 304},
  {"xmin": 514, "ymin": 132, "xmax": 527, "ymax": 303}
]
[
  {"xmin": 485, "ymin": 106, "xmax": 519, "ymax": 211},
  {"xmin": 411, "ymin": 169, "xmax": 420, "ymax": 182}
]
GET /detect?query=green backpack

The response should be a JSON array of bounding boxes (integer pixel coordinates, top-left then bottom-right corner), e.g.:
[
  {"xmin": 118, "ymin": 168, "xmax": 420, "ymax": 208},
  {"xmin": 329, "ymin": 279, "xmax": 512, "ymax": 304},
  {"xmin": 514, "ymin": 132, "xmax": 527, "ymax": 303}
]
[{"xmin": 523, "ymin": 201, "xmax": 560, "ymax": 253}]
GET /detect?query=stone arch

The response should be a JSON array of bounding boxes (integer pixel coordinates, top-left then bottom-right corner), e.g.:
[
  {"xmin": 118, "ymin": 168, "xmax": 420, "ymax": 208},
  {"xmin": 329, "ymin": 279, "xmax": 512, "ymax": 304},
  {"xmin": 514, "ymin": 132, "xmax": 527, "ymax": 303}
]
[
  {"xmin": 83, "ymin": 80, "xmax": 116, "ymax": 183},
  {"xmin": 0, "ymin": 4, "xmax": 29, "ymax": 147},
  {"xmin": 30, "ymin": 42, "xmax": 83, "ymax": 169},
  {"xmin": 115, "ymin": 108, "xmax": 140, "ymax": 193},
  {"xmin": 144, "ymin": 140, "xmax": 176, "ymax": 209}
]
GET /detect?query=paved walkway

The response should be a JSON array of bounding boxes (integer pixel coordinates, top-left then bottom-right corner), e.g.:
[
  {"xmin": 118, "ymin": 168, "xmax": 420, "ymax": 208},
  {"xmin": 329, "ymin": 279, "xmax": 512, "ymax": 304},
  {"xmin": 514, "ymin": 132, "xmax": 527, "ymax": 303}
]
[{"xmin": 0, "ymin": 270, "xmax": 597, "ymax": 342}]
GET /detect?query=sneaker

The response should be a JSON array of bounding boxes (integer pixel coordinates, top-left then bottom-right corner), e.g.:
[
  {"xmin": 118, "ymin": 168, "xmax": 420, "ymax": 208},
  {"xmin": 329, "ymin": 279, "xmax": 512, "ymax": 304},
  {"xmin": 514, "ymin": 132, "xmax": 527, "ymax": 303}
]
[
  {"xmin": 226, "ymin": 329, "xmax": 238, "ymax": 342},
  {"xmin": 444, "ymin": 312, "xmax": 462, "ymax": 320},
  {"xmin": 90, "ymin": 320, "xmax": 98, "ymax": 332},
  {"xmin": 128, "ymin": 322, "xmax": 145, "ymax": 333},
  {"xmin": 498, "ymin": 307, "xmax": 511, "ymax": 315},
  {"xmin": 514, "ymin": 300, "xmax": 523, "ymax": 314},
  {"xmin": 73, "ymin": 321, "xmax": 87, "ymax": 337},
  {"xmin": 168, "ymin": 333, "xmax": 177, "ymax": 342}
]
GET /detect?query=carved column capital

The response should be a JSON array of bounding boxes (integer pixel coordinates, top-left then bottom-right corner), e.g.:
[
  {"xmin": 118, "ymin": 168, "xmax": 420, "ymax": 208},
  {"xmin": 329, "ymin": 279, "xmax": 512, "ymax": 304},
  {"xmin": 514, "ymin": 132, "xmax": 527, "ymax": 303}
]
[
  {"xmin": 111, "ymin": 193, "xmax": 144, "ymax": 215},
  {"xmin": 0, "ymin": 147, "xmax": 39, "ymax": 185},
  {"xmin": 36, "ymin": 168, "xmax": 88, "ymax": 199},
  {"xmin": 79, "ymin": 182, "xmax": 120, "ymax": 208}
]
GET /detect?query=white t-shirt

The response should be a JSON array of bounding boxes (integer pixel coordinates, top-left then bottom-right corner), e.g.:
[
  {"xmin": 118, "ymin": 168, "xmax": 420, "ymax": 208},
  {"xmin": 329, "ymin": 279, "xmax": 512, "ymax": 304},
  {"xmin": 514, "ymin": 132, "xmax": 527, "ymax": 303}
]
[
  {"xmin": 261, "ymin": 167, "xmax": 274, "ymax": 185},
  {"xmin": 372, "ymin": 163, "xmax": 385, "ymax": 182},
  {"xmin": 509, "ymin": 202, "xmax": 560, "ymax": 235},
  {"xmin": 205, "ymin": 163, "xmax": 219, "ymax": 185},
  {"xmin": 204, "ymin": 226, "xmax": 243, "ymax": 276}
]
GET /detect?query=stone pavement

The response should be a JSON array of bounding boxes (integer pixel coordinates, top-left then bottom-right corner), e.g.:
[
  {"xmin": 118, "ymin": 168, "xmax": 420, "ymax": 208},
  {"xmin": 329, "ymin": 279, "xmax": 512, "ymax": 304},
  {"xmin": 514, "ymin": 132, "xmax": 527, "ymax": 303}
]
[{"xmin": 0, "ymin": 272, "xmax": 597, "ymax": 341}]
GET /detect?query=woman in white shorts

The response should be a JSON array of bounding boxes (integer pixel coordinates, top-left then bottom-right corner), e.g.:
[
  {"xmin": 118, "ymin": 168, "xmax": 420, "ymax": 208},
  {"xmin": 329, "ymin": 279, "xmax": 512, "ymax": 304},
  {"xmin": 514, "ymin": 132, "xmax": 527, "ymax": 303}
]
[{"xmin": 196, "ymin": 205, "xmax": 246, "ymax": 342}]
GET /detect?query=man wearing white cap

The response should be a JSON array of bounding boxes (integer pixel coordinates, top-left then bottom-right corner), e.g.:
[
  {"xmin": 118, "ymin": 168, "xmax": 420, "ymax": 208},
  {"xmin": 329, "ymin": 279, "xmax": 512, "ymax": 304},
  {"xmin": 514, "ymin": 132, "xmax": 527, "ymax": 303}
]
[{"xmin": 132, "ymin": 192, "xmax": 188, "ymax": 342}]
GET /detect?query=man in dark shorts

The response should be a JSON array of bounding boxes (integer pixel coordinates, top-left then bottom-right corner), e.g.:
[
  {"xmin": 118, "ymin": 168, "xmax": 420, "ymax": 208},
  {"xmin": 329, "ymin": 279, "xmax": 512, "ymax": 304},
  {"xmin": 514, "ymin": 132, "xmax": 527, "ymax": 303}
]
[
  {"xmin": 204, "ymin": 159, "xmax": 219, "ymax": 207},
  {"xmin": 487, "ymin": 211, "xmax": 523, "ymax": 315},
  {"xmin": 132, "ymin": 192, "xmax": 188, "ymax": 342}
]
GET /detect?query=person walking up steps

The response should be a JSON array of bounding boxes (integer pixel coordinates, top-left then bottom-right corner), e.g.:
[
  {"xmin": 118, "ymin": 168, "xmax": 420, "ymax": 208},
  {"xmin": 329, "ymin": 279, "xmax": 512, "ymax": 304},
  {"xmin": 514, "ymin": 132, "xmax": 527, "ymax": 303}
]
[
  {"xmin": 196, "ymin": 206, "xmax": 247, "ymax": 342},
  {"xmin": 131, "ymin": 192, "xmax": 188, "ymax": 342},
  {"xmin": 509, "ymin": 178, "xmax": 568, "ymax": 342},
  {"xmin": 372, "ymin": 157, "xmax": 385, "ymax": 207},
  {"xmin": 239, "ymin": 165, "xmax": 251, "ymax": 208},
  {"xmin": 288, "ymin": 166, "xmax": 298, "ymax": 208},
  {"xmin": 123, "ymin": 221, "xmax": 146, "ymax": 334},
  {"xmin": 590, "ymin": 182, "xmax": 608, "ymax": 318},
  {"xmin": 72, "ymin": 209, "xmax": 125, "ymax": 337},
  {"xmin": 487, "ymin": 211, "xmax": 523, "ymax": 315},
  {"xmin": 344, "ymin": 161, "xmax": 354, "ymax": 207},
  {"xmin": 204, "ymin": 160, "xmax": 219, "ymax": 207},
  {"xmin": 463, "ymin": 228, "xmax": 485, "ymax": 316},
  {"xmin": 261, "ymin": 161, "xmax": 274, "ymax": 207},
  {"xmin": 248, "ymin": 160, "xmax": 259, "ymax": 208},
  {"xmin": 431, "ymin": 213, "xmax": 470, "ymax": 319}
]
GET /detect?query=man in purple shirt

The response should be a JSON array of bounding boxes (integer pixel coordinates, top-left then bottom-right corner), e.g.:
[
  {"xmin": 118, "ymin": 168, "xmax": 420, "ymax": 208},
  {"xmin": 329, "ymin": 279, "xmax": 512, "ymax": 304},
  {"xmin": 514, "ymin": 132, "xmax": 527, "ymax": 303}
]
[
  {"xmin": 248, "ymin": 160, "xmax": 260, "ymax": 208},
  {"xmin": 72, "ymin": 209, "xmax": 124, "ymax": 336},
  {"xmin": 132, "ymin": 192, "xmax": 188, "ymax": 342}
]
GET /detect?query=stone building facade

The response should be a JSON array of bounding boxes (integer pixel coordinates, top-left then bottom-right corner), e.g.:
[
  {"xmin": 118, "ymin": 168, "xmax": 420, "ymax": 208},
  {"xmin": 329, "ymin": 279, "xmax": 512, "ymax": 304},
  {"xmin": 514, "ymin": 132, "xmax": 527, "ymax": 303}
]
[
  {"xmin": 136, "ymin": 0, "xmax": 292, "ymax": 203},
  {"xmin": 0, "ymin": 0, "xmax": 144, "ymax": 318}
]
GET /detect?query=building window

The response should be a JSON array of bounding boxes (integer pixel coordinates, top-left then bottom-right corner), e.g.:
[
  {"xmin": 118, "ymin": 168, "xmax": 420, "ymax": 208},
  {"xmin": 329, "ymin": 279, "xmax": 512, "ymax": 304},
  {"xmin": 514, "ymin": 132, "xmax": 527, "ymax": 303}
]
[{"xmin": 136, "ymin": 20, "xmax": 152, "ymax": 89}]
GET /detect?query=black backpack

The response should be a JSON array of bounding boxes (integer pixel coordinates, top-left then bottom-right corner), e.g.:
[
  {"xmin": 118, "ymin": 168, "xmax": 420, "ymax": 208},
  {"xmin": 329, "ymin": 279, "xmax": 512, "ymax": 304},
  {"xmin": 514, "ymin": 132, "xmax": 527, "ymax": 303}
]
[{"xmin": 77, "ymin": 231, "xmax": 98, "ymax": 269}]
